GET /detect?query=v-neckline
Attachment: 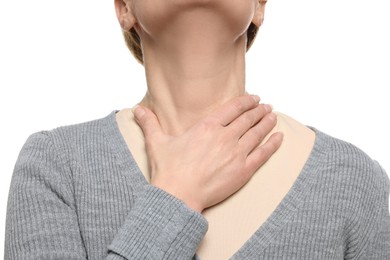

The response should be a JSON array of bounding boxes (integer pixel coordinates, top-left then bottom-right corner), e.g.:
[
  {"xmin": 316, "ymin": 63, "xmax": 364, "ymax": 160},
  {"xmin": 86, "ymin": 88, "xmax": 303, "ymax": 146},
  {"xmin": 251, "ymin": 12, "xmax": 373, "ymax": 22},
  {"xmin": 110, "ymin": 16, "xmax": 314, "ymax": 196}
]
[{"xmin": 102, "ymin": 110, "xmax": 330, "ymax": 259}]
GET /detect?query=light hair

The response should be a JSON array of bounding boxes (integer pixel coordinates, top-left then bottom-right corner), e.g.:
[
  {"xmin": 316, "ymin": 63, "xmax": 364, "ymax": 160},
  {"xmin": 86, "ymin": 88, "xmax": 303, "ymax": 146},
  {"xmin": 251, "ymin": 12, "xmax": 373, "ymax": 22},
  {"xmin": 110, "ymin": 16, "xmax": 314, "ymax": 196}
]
[{"xmin": 122, "ymin": 22, "xmax": 259, "ymax": 65}]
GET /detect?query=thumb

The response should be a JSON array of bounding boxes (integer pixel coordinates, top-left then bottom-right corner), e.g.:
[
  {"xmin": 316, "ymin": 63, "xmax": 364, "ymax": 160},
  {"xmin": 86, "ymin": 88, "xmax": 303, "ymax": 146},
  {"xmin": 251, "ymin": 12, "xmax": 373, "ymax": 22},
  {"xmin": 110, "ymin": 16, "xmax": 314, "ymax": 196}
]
[{"xmin": 133, "ymin": 105, "xmax": 163, "ymax": 139}]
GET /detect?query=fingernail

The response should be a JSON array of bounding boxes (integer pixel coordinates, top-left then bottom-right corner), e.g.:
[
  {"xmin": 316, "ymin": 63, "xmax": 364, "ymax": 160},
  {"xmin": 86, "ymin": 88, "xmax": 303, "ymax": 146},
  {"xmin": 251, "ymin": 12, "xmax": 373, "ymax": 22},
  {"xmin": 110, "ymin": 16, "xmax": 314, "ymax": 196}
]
[
  {"xmin": 264, "ymin": 104, "xmax": 274, "ymax": 113},
  {"xmin": 276, "ymin": 132, "xmax": 284, "ymax": 141},
  {"xmin": 269, "ymin": 112, "xmax": 276, "ymax": 121},
  {"xmin": 133, "ymin": 105, "xmax": 146, "ymax": 119},
  {"xmin": 251, "ymin": 95, "xmax": 260, "ymax": 103}
]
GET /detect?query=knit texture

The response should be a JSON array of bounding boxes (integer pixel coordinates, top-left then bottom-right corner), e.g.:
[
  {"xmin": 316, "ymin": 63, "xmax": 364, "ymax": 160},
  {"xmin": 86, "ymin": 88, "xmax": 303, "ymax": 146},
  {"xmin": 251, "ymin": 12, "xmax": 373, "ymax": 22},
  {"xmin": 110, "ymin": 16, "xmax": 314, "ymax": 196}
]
[{"xmin": 5, "ymin": 110, "xmax": 390, "ymax": 259}]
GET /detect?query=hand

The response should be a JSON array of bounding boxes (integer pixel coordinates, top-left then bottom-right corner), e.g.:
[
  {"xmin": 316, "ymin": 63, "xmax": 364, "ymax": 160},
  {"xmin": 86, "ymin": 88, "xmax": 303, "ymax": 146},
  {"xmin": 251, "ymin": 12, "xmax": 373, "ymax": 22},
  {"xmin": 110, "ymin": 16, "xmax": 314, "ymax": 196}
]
[{"xmin": 134, "ymin": 95, "xmax": 283, "ymax": 213}]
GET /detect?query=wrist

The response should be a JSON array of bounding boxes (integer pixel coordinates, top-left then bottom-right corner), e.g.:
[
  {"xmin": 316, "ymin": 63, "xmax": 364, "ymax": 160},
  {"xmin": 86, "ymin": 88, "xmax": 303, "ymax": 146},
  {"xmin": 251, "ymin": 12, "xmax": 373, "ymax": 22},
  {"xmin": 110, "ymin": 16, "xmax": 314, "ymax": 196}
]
[
  {"xmin": 182, "ymin": 199, "xmax": 204, "ymax": 213},
  {"xmin": 151, "ymin": 181, "xmax": 204, "ymax": 213}
]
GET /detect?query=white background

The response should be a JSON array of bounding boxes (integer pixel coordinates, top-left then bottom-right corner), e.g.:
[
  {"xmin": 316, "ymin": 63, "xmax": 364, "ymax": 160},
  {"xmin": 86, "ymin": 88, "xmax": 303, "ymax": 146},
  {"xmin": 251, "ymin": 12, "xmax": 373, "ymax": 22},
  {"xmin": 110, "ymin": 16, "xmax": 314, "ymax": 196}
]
[{"xmin": 1, "ymin": 0, "xmax": 389, "ymax": 256}]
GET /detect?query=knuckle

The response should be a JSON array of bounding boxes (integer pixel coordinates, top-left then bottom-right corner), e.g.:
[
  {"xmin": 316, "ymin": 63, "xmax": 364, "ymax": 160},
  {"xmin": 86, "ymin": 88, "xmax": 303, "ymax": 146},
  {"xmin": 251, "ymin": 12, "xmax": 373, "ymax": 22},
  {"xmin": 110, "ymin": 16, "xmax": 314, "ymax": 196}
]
[
  {"xmin": 232, "ymin": 147, "xmax": 243, "ymax": 159},
  {"xmin": 253, "ymin": 126, "xmax": 265, "ymax": 141},
  {"xmin": 220, "ymin": 131, "xmax": 232, "ymax": 143},
  {"xmin": 240, "ymin": 113, "xmax": 251, "ymax": 127},
  {"xmin": 257, "ymin": 104, "xmax": 268, "ymax": 116},
  {"xmin": 267, "ymin": 113, "xmax": 277, "ymax": 125},
  {"xmin": 247, "ymin": 112, "xmax": 257, "ymax": 127},
  {"xmin": 256, "ymin": 148, "xmax": 268, "ymax": 162},
  {"xmin": 237, "ymin": 168, "xmax": 251, "ymax": 186},
  {"xmin": 143, "ymin": 117, "xmax": 155, "ymax": 129},
  {"xmin": 144, "ymin": 134, "xmax": 157, "ymax": 147},
  {"xmin": 199, "ymin": 117, "xmax": 218, "ymax": 132},
  {"xmin": 232, "ymin": 153, "xmax": 249, "ymax": 183},
  {"xmin": 252, "ymin": 132, "xmax": 263, "ymax": 146},
  {"xmin": 232, "ymin": 100, "xmax": 245, "ymax": 114}
]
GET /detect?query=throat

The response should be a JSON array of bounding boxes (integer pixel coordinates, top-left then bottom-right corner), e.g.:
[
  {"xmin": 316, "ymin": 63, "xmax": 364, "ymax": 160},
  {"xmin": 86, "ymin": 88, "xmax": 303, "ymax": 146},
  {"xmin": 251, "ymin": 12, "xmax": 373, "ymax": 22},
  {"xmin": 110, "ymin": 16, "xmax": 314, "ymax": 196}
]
[
  {"xmin": 139, "ymin": 36, "xmax": 248, "ymax": 136},
  {"xmin": 139, "ymin": 55, "xmax": 247, "ymax": 135},
  {"xmin": 135, "ymin": 6, "xmax": 253, "ymax": 135}
]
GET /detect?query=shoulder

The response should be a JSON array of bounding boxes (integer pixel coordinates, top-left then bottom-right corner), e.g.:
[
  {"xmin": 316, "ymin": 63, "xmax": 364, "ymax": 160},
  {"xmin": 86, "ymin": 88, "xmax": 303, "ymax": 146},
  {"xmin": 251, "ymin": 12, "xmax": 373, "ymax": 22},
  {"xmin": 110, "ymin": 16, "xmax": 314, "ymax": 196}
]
[
  {"xmin": 317, "ymin": 127, "xmax": 388, "ymax": 192},
  {"xmin": 279, "ymin": 112, "xmax": 389, "ymax": 255},
  {"xmin": 273, "ymin": 111, "xmax": 388, "ymax": 189},
  {"xmin": 312, "ymin": 128, "xmax": 390, "ymax": 258},
  {"xmin": 310, "ymin": 125, "xmax": 389, "ymax": 229},
  {"xmin": 277, "ymin": 111, "xmax": 387, "ymax": 187},
  {"xmin": 48, "ymin": 110, "xmax": 117, "ymax": 145},
  {"xmin": 276, "ymin": 111, "xmax": 388, "ymax": 211},
  {"xmin": 26, "ymin": 110, "xmax": 116, "ymax": 138},
  {"xmin": 19, "ymin": 111, "xmax": 118, "ymax": 167}
]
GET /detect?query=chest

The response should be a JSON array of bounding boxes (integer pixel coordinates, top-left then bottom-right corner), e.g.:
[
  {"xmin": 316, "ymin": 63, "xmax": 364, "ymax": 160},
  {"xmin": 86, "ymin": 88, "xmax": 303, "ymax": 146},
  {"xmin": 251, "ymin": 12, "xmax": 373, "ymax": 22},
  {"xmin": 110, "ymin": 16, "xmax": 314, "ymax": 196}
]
[
  {"xmin": 122, "ymin": 135, "xmax": 313, "ymax": 260},
  {"xmin": 114, "ymin": 109, "xmax": 321, "ymax": 259},
  {"xmin": 71, "ymin": 153, "xmax": 345, "ymax": 260}
]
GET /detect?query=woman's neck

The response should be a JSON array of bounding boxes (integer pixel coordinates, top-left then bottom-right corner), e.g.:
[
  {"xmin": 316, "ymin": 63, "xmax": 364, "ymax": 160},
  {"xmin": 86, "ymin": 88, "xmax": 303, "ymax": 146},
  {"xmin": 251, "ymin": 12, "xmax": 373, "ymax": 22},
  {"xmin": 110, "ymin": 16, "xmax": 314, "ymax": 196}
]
[{"xmin": 138, "ymin": 8, "xmax": 250, "ymax": 136}]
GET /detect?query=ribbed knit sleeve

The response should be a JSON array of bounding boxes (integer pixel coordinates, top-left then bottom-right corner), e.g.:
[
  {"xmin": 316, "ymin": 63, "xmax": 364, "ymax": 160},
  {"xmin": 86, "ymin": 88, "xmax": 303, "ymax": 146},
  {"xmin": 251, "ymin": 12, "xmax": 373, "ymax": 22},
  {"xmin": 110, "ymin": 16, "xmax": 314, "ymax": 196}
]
[
  {"xmin": 107, "ymin": 185, "xmax": 208, "ymax": 259},
  {"xmin": 5, "ymin": 132, "xmax": 87, "ymax": 259},
  {"xmin": 5, "ymin": 131, "xmax": 208, "ymax": 260},
  {"xmin": 360, "ymin": 162, "xmax": 390, "ymax": 259}
]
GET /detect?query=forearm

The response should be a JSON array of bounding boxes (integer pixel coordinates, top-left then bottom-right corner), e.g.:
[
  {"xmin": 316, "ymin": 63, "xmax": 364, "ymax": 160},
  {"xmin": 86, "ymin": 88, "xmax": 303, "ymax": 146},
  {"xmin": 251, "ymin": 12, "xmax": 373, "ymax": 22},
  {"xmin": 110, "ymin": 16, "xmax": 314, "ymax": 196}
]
[{"xmin": 107, "ymin": 185, "xmax": 208, "ymax": 259}]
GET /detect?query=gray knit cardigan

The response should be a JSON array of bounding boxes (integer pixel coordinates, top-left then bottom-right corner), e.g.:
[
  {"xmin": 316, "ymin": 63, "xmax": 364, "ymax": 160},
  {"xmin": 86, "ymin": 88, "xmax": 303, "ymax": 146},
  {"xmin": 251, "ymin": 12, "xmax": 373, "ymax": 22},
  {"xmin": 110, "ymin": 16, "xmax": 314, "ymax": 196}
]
[{"xmin": 5, "ymin": 111, "xmax": 390, "ymax": 259}]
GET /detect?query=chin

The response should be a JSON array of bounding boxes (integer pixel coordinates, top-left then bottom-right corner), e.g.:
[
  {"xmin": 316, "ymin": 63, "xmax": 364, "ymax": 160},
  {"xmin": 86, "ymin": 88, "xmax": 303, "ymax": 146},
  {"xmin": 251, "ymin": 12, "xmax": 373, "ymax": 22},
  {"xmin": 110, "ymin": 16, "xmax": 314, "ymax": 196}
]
[{"xmin": 134, "ymin": 0, "xmax": 256, "ymax": 41}]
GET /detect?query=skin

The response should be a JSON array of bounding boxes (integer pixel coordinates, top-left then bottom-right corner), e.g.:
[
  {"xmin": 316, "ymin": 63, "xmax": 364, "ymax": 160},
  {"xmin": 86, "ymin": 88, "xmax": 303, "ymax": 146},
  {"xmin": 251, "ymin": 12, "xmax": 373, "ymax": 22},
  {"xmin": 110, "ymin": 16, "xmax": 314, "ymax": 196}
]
[{"xmin": 114, "ymin": 0, "xmax": 282, "ymax": 212}]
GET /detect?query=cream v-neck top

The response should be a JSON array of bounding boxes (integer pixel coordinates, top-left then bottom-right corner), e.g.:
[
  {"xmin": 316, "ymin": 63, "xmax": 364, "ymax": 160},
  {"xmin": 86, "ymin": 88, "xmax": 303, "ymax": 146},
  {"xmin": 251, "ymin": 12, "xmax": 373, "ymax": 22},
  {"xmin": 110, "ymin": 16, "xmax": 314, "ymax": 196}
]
[{"xmin": 115, "ymin": 108, "xmax": 316, "ymax": 259}]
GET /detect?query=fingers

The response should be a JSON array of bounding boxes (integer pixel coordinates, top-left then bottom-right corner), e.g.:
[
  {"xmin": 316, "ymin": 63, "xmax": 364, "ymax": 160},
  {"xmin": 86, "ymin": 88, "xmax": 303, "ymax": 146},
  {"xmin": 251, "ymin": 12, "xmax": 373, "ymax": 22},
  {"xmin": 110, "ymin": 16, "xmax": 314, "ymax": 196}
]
[
  {"xmin": 133, "ymin": 105, "xmax": 163, "ymax": 140},
  {"xmin": 228, "ymin": 104, "xmax": 272, "ymax": 138},
  {"xmin": 209, "ymin": 94, "xmax": 260, "ymax": 127},
  {"xmin": 244, "ymin": 132, "xmax": 284, "ymax": 174},
  {"xmin": 238, "ymin": 111, "xmax": 278, "ymax": 155}
]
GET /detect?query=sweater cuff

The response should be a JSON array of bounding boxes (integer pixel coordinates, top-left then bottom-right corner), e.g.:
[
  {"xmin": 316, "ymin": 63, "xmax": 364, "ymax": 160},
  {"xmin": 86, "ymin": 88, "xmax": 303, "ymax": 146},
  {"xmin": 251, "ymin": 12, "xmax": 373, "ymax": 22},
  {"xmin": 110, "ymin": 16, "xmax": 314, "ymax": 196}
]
[{"xmin": 108, "ymin": 185, "xmax": 208, "ymax": 259}]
